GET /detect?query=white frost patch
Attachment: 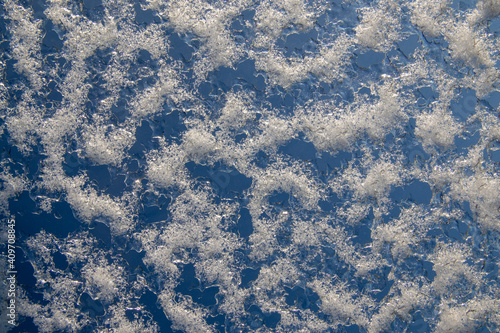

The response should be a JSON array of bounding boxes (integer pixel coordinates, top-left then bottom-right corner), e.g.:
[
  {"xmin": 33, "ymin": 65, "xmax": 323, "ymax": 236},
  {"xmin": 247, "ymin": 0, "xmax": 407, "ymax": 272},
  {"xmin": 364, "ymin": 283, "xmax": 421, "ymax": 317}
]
[
  {"xmin": 0, "ymin": 167, "xmax": 27, "ymax": 215},
  {"xmin": 412, "ymin": 0, "xmax": 497, "ymax": 70},
  {"xmin": 253, "ymin": 33, "xmax": 353, "ymax": 88},
  {"xmin": 218, "ymin": 91, "xmax": 255, "ymax": 130},
  {"xmin": 291, "ymin": 216, "xmax": 326, "ymax": 247},
  {"xmin": 146, "ymin": 141, "xmax": 188, "ymax": 189},
  {"xmin": 409, "ymin": 0, "xmax": 451, "ymax": 38},
  {"xmin": 253, "ymin": 0, "xmax": 316, "ymax": 48},
  {"xmin": 160, "ymin": 0, "xmax": 247, "ymax": 79},
  {"xmin": 17, "ymin": 275, "xmax": 85, "ymax": 333},
  {"xmin": 82, "ymin": 258, "xmax": 125, "ymax": 302},
  {"xmin": 99, "ymin": 24, "xmax": 170, "ymax": 97},
  {"xmin": 345, "ymin": 157, "xmax": 402, "ymax": 200},
  {"xmin": 298, "ymin": 80, "xmax": 407, "ymax": 151},
  {"xmin": 4, "ymin": 93, "xmax": 44, "ymax": 154},
  {"xmin": 430, "ymin": 242, "xmax": 481, "ymax": 295},
  {"xmin": 248, "ymin": 212, "xmax": 291, "ymax": 260},
  {"xmin": 248, "ymin": 159, "xmax": 322, "ymax": 216},
  {"xmin": 4, "ymin": 0, "xmax": 44, "ymax": 89},
  {"xmin": 355, "ymin": 1, "xmax": 401, "ymax": 52},
  {"xmin": 249, "ymin": 115, "xmax": 296, "ymax": 153},
  {"xmin": 130, "ymin": 64, "xmax": 189, "ymax": 118},
  {"xmin": 415, "ymin": 105, "xmax": 461, "ymax": 151},
  {"xmin": 436, "ymin": 297, "xmax": 499, "ymax": 333},
  {"xmin": 117, "ymin": 24, "xmax": 170, "ymax": 61},
  {"xmin": 182, "ymin": 125, "xmax": 219, "ymax": 162},
  {"xmin": 462, "ymin": 67, "xmax": 500, "ymax": 99},
  {"xmin": 332, "ymin": 150, "xmax": 404, "ymax": 219},
  {"xmin": 472, "ymin": 0, "xmax": 500, "ymax": 23},
  {"xmin": 445, "ymin": 21, "xmax": 496, "ymax": 68},
  {"xmin": 321, "ymin": 223, "xmax": 384, "ymax": 276},
  {"xmin": 159, "ymin": 291, "xmax": 214, "ymax": 333},
  {"xmin": 102, "ymin": 303, "xmax": 159, "ymax": 333},
  {"xmin": 252, "ymin": 258, "xmax": 300, "ymax": 294},
  {"xmin": 140, "ymin": 184, "xmax": 239, "ymax": 287},
  {"xmin": 138, "ymin": 227, "xmax": 181, "ymax": 280},
  {"xmin": 277, "ymin": 310, "xmax": 330, "ymax": 332},
  {"xmin": 450, "ymin": 171, "xmax": 500, "ymax": 231},
  {"xmin": 62, "ymin": 175, "xmax": 135, "ymax": 234},
  {"xmin": 310, "ymin": 279, "xmax": 371, "ymax": 329},
  {"xmin": 59, "ymin": 15, "xmax": 118, "ymax": 62},
  {"xmin": 372, "ymin": 205, "xmax": 433, "ymax": 261},
  {"xmin": 83, "ymin": 123, "xmax": 135, "ymax": 166},
  {"xmin": 368, "ymin": 283, "xmax": 430, "ymax": 333},
  {"xmin": 20, "ymin": 231, "xmax": 159, "ymax": 333}
]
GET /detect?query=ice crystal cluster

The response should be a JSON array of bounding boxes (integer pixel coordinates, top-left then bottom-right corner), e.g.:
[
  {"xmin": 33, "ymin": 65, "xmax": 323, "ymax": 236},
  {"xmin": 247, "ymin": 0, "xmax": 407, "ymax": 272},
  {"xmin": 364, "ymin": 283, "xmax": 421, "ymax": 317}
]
[{"xmin": 1, "ymin": 0, "xmax": 500, "ymax": 332}]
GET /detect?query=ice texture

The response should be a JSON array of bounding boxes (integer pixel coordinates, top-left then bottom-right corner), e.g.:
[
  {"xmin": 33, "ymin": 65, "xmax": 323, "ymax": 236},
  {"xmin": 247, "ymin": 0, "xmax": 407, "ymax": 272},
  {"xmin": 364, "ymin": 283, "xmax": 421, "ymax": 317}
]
[{"xmin": 1, "ymin": 0, "xmax": 499, "ymax": 332}]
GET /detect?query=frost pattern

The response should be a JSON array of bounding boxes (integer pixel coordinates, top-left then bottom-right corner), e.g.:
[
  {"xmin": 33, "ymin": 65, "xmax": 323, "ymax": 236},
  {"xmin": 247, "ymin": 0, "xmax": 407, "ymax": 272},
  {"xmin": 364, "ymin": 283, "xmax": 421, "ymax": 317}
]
[{"xmin": 1, "ymin": 0, "xmax": 499, "ymax": 332}]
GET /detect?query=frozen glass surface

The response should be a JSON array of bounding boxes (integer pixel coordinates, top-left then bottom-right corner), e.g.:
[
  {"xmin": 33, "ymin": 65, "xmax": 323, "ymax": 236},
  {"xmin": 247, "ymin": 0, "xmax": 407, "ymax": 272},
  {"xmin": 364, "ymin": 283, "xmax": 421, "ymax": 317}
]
[{"xmin": 0, "ymin": 0, "xmax": 499, "ymax": 332}]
